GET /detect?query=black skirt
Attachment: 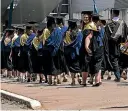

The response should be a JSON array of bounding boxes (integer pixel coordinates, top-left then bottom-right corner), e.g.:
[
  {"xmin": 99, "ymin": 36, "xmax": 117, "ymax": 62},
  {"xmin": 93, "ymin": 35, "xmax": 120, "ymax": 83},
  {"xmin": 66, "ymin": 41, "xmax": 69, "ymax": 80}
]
[
  {"xmin": 42, "ymin": 46, "xmax": 61, "ymax": 75},
  {"xmin": 57, "ymin": 49, "xmax": 69, "ymax": 74},
  {"xmin": 79, "ymin": 47, "xmax": 104, "ymax": 74},
  {"xmin": 12, "ymin": 47, "xmax": 20, "ymax": 70},
  {"xmin": 29, "ymin": 46, "xmax": 43, "ymax": 73},
  {"xmin": 119, "ymin": 53, "xmax": 128, "ymax": 69},
  {"xmin": 64, "ymin": 49, "xmax": 80, "ymax": 73},
  {"xmin": 17, "ymin": 47, "xmax": 30, "ymax": 73},
  {"xmin": 1, "ymin": 50, "xmax": 13, "ymax": 71}
]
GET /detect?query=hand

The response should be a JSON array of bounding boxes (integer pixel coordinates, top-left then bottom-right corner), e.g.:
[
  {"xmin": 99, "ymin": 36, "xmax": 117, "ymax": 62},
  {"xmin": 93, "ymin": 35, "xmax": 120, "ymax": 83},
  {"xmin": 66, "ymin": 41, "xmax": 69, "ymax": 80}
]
[{"xmin": 86, "ymin": 47, "xmax": 92, "ymax": 54}]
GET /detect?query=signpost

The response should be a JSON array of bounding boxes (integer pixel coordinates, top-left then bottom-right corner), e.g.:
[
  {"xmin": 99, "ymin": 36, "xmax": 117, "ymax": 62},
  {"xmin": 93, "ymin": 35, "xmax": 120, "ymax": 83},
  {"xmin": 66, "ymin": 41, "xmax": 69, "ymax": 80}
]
[{"xmin": 8, "ymin": 0, "xmax": 14, "ymax": 28}]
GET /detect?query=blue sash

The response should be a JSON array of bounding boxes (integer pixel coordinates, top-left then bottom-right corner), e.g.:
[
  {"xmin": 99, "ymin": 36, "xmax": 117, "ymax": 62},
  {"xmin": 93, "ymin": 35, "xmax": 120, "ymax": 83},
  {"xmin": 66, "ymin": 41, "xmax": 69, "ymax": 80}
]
[
  {"xmin": 97, "ymin": 27, "xmax": 105, "ymax": 47},
  {"xmin": 65, "ymin": 31, "xmax": 83, "ymax": 59},
  {"xmin": 61, "ymin": 26, "xmax": 68, "ymax": 37},
  {"xmin": 4, "ymin": 41, "xmax": 12, "ymax": 52},
  {"xmin": 24, "ymin": 33, "xmax": 36, "ymax": 52},
  {"xmin": 45, "ymin": 27, "xmax": 62, "ymax": 56},
  {"xmin": 26, "ymin": 33, "xmax": 36, "ymax": 46},
  {"xmin": 12, "ymin": 34, "xmax": 22, "ymax": 48},
  {"xmin": 38, "ymin": 42, "xmax": 43, "ymax": 50}
]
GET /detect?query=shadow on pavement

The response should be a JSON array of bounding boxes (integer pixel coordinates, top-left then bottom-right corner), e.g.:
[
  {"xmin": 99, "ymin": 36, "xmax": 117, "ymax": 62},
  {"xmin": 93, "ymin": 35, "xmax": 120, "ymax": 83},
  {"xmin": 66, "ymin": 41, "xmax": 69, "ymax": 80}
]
[{"xmin": 101, "ymin": 105, "xmax": 128, "ymax": 109}]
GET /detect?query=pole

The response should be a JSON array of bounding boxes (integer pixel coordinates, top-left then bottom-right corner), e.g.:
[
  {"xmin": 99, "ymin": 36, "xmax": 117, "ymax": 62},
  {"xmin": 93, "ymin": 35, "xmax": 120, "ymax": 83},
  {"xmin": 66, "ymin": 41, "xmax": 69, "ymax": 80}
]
[
  {"xmin": 8, "ymin": 0, "xmax": 14, "ymax": 28},
  {"xmin": 68, "ymin": 0, "xmax": 73, "ymax": 19},
  {"xmin": 58, "ymin": 1, "xmax": 62, "ymax": 16}
]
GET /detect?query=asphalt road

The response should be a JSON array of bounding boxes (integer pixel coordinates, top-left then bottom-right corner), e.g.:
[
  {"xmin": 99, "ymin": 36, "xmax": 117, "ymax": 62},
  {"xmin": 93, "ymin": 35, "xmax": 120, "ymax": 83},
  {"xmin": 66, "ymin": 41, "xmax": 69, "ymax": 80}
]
[{"xmin": 1, "ymin": 97, "xmax": 30, "ymax": 110}]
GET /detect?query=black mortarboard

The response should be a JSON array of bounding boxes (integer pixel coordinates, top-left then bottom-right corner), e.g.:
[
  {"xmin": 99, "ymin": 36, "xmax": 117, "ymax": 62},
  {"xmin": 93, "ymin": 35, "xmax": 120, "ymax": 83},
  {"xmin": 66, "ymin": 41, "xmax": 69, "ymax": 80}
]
[
  {"xmin": 47, "ymin": 16, "xmax": 56, "ymax": 27},
  {"xmin": 27, "ymin": 21, "xmax": 37, "ymax": 24},
  {"xmin": 12, "ymin": 26, "xmax": 19, "ymax": 30},
  {"xmin": 110, "ymin": 8, "xmax": 120, "ymax": 15},
  {"xmin": 26, "ymin": 24, "xmax": 33, "ymax": 30},
  {"xmin": 17, "ymin": 26, "xmax": 25, "ymax": 32},
  {"xmin": 92, "ymin": 13, "xmax": 103, "ymax": 22},
  {"xmin": 68, "ymin": 19, "xmax": 78, "ymax": 29},
  {"xmin": 92, "ymin": 13, "xmax": 103, "ymax": 17},
  {"xmin": 5, "ymin": 28, "xmax": 14, "ymax": 35},
  {"xmin": 36, "ymin": 23, "xmax": 47, "ymax": 32},
  {"xmin": 47, "ymin": 16, "xmax": 55, "ymax": 22},
  {"xmin": 100, "ymin": 19, "xmax": 107, "ymax": 25},
  {"xmin": 55, "ymin": 16, "xmax": 64, "ymax": 25},
  {"xmin": 81, "ymin": 11, "xmax": 93, "ymax": 15}
]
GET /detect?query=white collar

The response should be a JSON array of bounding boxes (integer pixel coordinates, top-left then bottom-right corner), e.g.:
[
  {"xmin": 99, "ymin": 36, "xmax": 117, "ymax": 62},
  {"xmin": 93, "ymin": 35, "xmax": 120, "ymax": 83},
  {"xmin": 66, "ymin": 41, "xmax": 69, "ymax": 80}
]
[{"xmin": 112, "ymin": 17, "xmax": 119, "ymax": 21}]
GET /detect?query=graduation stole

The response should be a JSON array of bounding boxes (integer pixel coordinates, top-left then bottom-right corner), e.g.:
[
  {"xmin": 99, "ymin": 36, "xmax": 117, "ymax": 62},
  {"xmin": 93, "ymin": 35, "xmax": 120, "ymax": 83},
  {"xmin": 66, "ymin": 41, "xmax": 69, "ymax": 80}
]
[
  {"xmin": 120, "ymin": 40, "xmax": 128, "ymax": 55},
  {"xmin": 4, "ymin": 36, "xmax": 11, "ymax": 46},
  {"xmin": 12, "ymin": 34, "xmax": 20, "ymax": 47},
  {"xmin": 64, "ymin": 30, "xmax": 78, "ymax": 45},
  {"xmin": 20, "ymin": 33, "xmax": 28, "ymax": 46},
  {"xmin": 40, "ymin": 28, "xmax": 50, "ymax": 45},
  {"xmin": 32, "ymin": 36, "xmax": 42, "ymax": 51},
  {"xmin": 83, "ymin": 22, "xmax": 97, "ymax": 31}
]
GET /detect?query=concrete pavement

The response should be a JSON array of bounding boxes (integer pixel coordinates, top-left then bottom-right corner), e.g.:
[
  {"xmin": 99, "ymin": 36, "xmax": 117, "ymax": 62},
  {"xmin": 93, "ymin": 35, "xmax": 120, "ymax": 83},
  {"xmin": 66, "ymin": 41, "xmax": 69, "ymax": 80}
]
[{"xmin": 1, "ymin": 75, "xmax": 128, "ymax": 110}]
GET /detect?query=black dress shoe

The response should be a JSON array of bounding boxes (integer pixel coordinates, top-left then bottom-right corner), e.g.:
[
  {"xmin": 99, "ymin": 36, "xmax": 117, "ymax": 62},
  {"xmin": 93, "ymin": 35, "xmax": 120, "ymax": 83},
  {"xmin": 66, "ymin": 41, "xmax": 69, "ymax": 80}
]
[
  {"xmin": 93, "ymin": 83, "xmax": 100, "ymax": 87},
  {"xmin": 81, "ymin": 84, "xmax": 87, "ymax": 87},
  {"xmin": 27, "ymin": 78, "xmax": 31, "ymax": 82},
  {"xmin": 45, "ymin": 80, "xmax": 48, "ymax": 83},
  {"xmin": 114, "ymin": 79, "xmax": 120, "ymax": 82},
  {"xmin": 88, "ymin": 80, "xmax": 93, "ymax": 84},
  {"xmin": 107, "ymin": 76, "xmax": 111, "ymax": 80}
]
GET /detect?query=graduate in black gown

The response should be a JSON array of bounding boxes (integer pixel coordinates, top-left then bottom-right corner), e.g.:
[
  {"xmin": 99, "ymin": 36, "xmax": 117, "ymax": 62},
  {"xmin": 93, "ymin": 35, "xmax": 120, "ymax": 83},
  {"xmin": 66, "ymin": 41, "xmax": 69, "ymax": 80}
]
[
  {"xmin": 55, "ymin": 16, "xmax": 69, "ymax": 83},
  {"xmin": 12, "ymin": 26, "xmax": 25, "ymax": 79},
  {"xmin": 41, "ymin": 16, "xmax": 63, "ymax": 85},
  {"xmin": 18, "ymin": 24, "xmax": 36, "ymax": 82},
  {"xmin": 79, "ymin": 11, "xmax": 94, "ymax": 86},
  {"xmin": 1, "ymin": 29, "xmax": 14, "ymax": 77},
  {"xmin": 104, "ymin": 9, "xmax": 128, "ymax": 82},
  {"xmin": 64, "ymin": 19, "xmax": 83, "ymax": 85},
  {"xmin": 30, "ymin": 23, "xmax": 47, "ymax": 83},
  {"xmin": 80, "ymin": 12, "xmax": 104, "ymax": 86}
]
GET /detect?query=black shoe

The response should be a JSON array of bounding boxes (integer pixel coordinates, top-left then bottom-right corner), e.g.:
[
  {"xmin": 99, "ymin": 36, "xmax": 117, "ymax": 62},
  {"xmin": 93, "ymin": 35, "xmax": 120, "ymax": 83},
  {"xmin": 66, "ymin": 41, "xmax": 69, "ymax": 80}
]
[
  {"xmin": 107, "ymin": 76, "xmax": 111, "ymax": 80},
  {"xmin": 27, "ymin": 78, "xmax": 31, "ymax": 82},
  {"xmin": 81, "ymin": 84, "xmax": 87, "ymax": 87},
  {"xmin": 45, "ymin": 80, "xmax": 48, "ymax": 83},
  {"xmin": 88, "ymin": 80, "xmax": 93, "ymax": 84},
  {"xmin": 114, "ymin": 79, "xmax": 120, "ymax": 82},
  {"xmin": 93, "ymin": 83, "xmax": 100, "ymax": 87}
]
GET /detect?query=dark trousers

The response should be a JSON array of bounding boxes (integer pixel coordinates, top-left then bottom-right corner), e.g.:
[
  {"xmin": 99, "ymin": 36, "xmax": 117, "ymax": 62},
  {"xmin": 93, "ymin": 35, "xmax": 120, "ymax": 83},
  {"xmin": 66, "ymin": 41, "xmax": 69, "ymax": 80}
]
[{"xmin": 109, "ymin": 55, "xmax": 120, "ymax": 80}]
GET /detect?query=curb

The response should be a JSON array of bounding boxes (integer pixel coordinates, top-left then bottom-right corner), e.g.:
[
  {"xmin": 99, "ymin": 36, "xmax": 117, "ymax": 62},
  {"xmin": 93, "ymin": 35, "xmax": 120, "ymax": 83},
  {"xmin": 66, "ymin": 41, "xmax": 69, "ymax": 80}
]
[{"xmin": 1, "ymin": 90, "xmax": 42, "ymax": 110}]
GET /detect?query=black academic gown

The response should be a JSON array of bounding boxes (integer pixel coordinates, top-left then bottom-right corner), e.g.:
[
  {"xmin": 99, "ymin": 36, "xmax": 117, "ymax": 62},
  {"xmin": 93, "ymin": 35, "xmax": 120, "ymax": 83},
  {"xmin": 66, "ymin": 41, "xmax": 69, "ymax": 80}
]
[
  {"xmin": 103, "ymin": 20, "xmax": 128, "ymax": 71},
  {"xmin": 1, "ymin": 37, "xmax": 13, "ymax": 71},
  {"xmin": 79, "ymin": 28, "xmax": 104, "ymax": 74},
  {"xmin": 30, "ymin": 40, "xmax": 43, "ymax": 74},
  {"xmin": 18, "ymin": 33, "xmax": 36, "ymax": 73}
]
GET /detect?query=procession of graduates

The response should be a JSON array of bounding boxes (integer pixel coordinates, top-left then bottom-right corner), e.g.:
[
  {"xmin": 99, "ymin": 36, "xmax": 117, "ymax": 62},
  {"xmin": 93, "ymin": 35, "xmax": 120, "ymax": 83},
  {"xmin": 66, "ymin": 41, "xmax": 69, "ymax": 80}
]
[{"xmin": 1, "ymin": 8, "xmax": 128, "ymax": 87}]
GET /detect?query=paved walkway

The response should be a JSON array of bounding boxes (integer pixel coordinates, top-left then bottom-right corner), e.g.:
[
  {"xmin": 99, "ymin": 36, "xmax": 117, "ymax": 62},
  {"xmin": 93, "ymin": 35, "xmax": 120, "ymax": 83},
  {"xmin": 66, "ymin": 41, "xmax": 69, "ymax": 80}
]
[{"xmin": 1, "ymin": 76, "xmax": 128, "ymax": 110}]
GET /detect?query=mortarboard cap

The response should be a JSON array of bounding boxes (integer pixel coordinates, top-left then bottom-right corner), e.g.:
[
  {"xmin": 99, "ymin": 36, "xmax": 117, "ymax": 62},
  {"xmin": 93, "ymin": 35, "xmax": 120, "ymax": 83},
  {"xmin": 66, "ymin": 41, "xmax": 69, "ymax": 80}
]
[
  {"xmin": 26, "ymin": 24, "xmax": 33, "ymax": 30},
  {"xmin": 92, "ymin": 13, "xmax": 103, "ymax": 17},
  {"xmin": 12, "ymin": 25, "xmax": 19, "ymax": 30},
  {"xmin": 36, "ymin": 23, "xmax": 47, "ymax": 32},
  {"xmin": 68, "ymin": 19, "xmax": 78, "ymax": 29},
  {"xmin": 27, "ymin": 21, "xmax": 37, "ymax": 24},
  {"xmin": 54, "ymin": 16, "xmax": 64, "ymax": 25},
  {"xmin": 100, "ymin": 19, "xmax": 107, "ymax": 25},
  {"xmin": 47, "ymin": 16, "xmax": 56, "ymax": 26},
  {"xmin": 5, "ymin": 28, "xmax": 14, "ymax": 34},
  {"xmin": 110, "ymin": 8, "xmax": 120, "ymax": 15},
  {"xmin": 47, "ymin": 16, "xmax": 55, "ymax": 21},
  {"xmin": 81, "ymin": 11, "xmax": 93, "ymax": 15},
  {"xmin": 17, "ymin": 26, "xmax": 25, "ymax": 32},
  {"xmin": 92, "ymin": 13, "xmax": 103, "ymax": 22}
]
